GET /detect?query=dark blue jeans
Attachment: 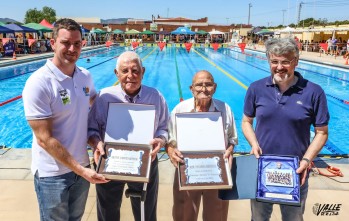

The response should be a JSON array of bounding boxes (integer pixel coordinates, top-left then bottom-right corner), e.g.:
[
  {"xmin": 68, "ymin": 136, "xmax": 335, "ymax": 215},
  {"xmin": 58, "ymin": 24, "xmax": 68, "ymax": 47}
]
[
  {"xmin": 96, "ymin": 158, "xmax": 159, "ymax": 221},
  {"xmin": 34, "ymin": 170, "xmax": 90, "ymax": 221}
]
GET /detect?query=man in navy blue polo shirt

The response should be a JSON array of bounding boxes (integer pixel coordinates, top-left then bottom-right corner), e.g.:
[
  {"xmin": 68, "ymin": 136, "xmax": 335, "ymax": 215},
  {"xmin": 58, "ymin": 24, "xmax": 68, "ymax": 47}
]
[{"xmin": 242, "ymin": 38, "xmax": 329, "ymax": 221}]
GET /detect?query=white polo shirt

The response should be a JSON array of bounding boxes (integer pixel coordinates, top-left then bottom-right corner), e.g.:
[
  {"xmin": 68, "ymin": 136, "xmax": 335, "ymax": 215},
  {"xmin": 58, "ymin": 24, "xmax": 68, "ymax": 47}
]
[
  {"xmin": 22, "ymin": 59, "xmax": 96, "ymax": 177},
  {"xmin": 168, "ymin": 97, "xmax": 238, "ymax": 148}
]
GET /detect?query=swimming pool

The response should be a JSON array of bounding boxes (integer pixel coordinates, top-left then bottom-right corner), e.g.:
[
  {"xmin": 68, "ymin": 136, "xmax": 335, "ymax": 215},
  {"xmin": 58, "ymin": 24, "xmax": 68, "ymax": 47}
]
[{"xmin": 0, "ymin": 45, "xmax": 348, "ymax": 156}]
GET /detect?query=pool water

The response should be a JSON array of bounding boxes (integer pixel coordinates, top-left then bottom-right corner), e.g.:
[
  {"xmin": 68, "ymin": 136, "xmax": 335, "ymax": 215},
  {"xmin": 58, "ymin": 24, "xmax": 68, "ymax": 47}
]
[{"xmin": 0, "ymin": 45, "xmax": 348, "ymax": 156}]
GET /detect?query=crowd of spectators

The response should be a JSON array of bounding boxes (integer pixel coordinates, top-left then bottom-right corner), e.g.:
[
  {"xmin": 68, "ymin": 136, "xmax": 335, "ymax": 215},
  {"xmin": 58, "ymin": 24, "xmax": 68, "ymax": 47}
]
[{"xmin": 0, "ymin": 35, "xmax": 52, "ymax": 57}]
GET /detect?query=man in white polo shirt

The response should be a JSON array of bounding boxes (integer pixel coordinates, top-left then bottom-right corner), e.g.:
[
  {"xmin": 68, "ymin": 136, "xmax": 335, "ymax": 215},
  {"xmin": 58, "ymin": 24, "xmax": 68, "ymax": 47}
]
[{"xmin": 22, "ymin": 18, "xmax": 108, "ymax": 221}]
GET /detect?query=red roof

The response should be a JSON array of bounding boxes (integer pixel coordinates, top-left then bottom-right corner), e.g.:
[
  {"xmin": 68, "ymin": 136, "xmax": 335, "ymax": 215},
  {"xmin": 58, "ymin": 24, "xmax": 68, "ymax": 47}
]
[{"xmin": 40, "ymin": 19, "xmax": 53, "ymax": 29}]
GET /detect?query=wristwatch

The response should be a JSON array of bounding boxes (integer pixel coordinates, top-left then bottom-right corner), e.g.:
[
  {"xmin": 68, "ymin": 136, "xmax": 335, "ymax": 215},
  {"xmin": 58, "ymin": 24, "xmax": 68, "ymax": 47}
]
[
  {"xmin": 165, "ymin": 140, "xmax": 177, "ymax": 153},
  {"xmin": 157, "ymin": 135, "xmax": 167, "ymax": 144},
  {"xmin": 301, "ymin": 157, "xmax": 311, "ymax": 167}
]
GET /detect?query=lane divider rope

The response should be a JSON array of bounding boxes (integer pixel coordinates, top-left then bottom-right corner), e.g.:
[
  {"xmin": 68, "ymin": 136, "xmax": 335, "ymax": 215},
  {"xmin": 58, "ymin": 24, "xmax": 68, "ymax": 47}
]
[
  {"xmin": 174, "ymin": 48, "xmax": 184, "ymax": 102},
  {"xmin": 192, "ymin": 48, "xmax": 248, "ymax": 90}
]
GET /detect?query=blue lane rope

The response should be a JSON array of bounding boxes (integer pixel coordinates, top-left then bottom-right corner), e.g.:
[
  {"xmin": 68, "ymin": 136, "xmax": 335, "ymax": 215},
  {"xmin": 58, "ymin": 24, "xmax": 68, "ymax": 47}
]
[
  {"xmin": 227, "ymin": 47, "xmax": 349, "ymax": 83},
  {"xmin": 214, "ymin": 48, "xmax": 349, "ymax": 106}
]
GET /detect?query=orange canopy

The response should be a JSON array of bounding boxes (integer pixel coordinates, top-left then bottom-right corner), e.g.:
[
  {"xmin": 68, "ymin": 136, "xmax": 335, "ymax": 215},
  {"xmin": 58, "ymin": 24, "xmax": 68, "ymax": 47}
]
[{"xmin": 40, "ymin": 19, "xmax": 53, "ymax": 29}]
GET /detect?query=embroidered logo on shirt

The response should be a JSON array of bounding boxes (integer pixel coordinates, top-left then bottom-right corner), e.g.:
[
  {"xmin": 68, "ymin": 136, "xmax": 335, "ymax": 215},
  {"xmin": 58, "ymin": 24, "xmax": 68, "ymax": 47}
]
[
  {"xmin": 59, "ymin": 89, "xmax": 71, "ymax": 105},
  {"xmin": 83, "ymin": 87, "xmax": 90, "ymax": 96},
  {"xmin": 296, "ymin": 101, "xmax": 303, "ymax": 105}
]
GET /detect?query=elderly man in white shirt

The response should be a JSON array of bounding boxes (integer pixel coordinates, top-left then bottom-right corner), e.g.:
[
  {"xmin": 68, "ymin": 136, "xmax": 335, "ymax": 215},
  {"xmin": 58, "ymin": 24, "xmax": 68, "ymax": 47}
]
[{"xmin": 166, "ymin": 70, "xmax": 238, "ymax": 221}]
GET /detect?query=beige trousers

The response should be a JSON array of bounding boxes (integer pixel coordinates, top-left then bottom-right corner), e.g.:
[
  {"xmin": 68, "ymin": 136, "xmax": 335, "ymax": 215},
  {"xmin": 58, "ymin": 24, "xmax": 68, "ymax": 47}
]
[{"xmin": 172, "ymin": 170, "xmax": 229, "ymax": 221}]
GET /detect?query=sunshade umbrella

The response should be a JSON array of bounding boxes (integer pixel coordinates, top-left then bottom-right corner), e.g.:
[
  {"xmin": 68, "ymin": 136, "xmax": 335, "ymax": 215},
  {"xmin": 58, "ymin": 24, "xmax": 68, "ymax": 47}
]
[
  {"xmin": 140, "ymin": 30, "xmax": 155, "ymax": 35},
  {"xmin": 208, "ymin": 30, "xmax": 225, "ymax": 35},
  {"xmin": 279, "ymin": 26, "xmax": 295, "ymax": 33},
  {"xmin": 248, "ymin": 27, "xmax": 262, "ymax": 34},
  {"xmin": 91, "ymin": 28, "xmax": 107, "ymax": 34},
  {"xmin": 40, "ymin": 19, "xmax": 54, "ymax": 29},
  {"xmin": 23, "ymin": 23, "xmax": 52, "ymax": 32},
  {"xmin": 158, "ymin": 30, "xmax": 170, "ymax": 35},
  {"xmin": 196, "ymin": 30, "xmax": 208, "ymax": 35},
  {"xmin": 112, "ymin": 29, "xmax": 124, "ymax": 34},
  {"xmin": 124, "ymin": 29, "xmax": 140, "ymax": 35},
  {"xmin": 4, "ymin": 24, "xmax": 38, "ymax": 33},
  {"xmin": 81, "ymin": 26, "xmax": 90, "ymax": 33},
  {"xmin": 255, "ymin": 29, "xmax": 274, "ymax": 35},
  {"xmin": 0, "ymin": 25, "xmax": 14, "ymax": 34},
  {"xmin": 171, "ymin": 27, "xmax": 195, "ymax": 35}
]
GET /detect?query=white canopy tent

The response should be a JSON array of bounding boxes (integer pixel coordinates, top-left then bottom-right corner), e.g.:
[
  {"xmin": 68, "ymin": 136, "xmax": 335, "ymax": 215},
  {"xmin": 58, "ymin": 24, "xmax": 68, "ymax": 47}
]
[
  {"xmin": 208, "ymin": 30, "xmax": 225, "ymax": 35},
  {"xmin": 208, "ymin": 30, "xmax": 227, "ymax": 42},
  {"xmin": 278, "ymin": 27, "xmax": 349, "ymax": 33},
  {"xmin": 276, "ymin": 26, "xmax": 349, "ymax": 44}
]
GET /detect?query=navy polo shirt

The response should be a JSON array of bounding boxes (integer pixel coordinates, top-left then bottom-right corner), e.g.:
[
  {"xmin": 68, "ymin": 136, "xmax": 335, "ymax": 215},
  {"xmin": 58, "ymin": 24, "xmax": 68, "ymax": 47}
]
[{"xmin": 244, "ymin": 72, "xmax": 330, "ymax": 159}]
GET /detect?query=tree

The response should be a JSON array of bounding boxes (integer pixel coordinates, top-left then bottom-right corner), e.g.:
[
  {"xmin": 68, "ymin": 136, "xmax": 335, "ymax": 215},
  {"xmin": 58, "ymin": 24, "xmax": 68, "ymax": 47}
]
[
  {"xmin": 24, "ymin": 6, "xmax": 56, "ymax": 24},
  {"xmin": 42, "ymin": 6, "xmax": 56, "ymax": 23},
  {"xmin": 24, "ymin": 8, "xmax": 42, "ymax": 23}
]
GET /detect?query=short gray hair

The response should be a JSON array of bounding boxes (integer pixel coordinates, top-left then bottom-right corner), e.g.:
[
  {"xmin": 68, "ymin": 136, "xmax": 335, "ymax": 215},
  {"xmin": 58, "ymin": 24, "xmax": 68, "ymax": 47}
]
[
  {"xmin": 116, "ymin": 51, "xmax": 143, "ymax": 70},
  {"xmin": 265, "ymin": 38, "xmax": 299, "ymax": 58}
]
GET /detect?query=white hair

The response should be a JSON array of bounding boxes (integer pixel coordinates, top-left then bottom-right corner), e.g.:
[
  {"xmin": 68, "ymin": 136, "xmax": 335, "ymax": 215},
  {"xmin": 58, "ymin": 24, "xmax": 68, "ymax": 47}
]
[
  {"xmin": 116, "ymin": 51, "xmax": 143, "ymax": 70},
  {"xmin": 265, "ymin": 38, "xmax": 299, "ymax": 58}
]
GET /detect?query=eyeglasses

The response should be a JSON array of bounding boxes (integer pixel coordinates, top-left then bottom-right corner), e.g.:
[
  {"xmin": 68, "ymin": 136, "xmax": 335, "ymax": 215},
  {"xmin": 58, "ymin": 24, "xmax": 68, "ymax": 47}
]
[
  {"xmin": 192, "ymin": 82, "xmax": 215, "ymax": 90},
  {"xmin": 269, "ymin": 57, "xmax": 297, "ymax": 67}
]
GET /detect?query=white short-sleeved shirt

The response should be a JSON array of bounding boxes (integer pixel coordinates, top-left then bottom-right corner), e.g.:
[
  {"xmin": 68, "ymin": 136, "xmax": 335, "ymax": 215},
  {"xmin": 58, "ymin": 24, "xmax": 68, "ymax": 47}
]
[
  {"xmin": 22, "ymin": 59, "xmax": 96, "ymax": 177},
  {"xmin": 168, "ymin": 97, "xmax": 238, "ymax": 148}
]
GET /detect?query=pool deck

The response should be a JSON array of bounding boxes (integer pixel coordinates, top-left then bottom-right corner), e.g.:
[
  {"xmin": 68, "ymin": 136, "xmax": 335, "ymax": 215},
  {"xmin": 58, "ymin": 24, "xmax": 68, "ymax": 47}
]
[
  {"xmin": 0, "ymin": 149, "xmax": 348, "ymax": 221},
  {"xmin": 248, "ymin": 44, "xmax": 349, "ymax": 70},
  {"xmin": 1, "ymin": 46, "xmax": 349, "ymax": 220}
]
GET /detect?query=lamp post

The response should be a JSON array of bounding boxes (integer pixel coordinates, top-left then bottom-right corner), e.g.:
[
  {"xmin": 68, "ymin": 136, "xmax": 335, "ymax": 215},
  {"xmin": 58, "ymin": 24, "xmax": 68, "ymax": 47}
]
[{"xmin": 248, "ymin": 3, "xmax": 252, "ymax": 25}]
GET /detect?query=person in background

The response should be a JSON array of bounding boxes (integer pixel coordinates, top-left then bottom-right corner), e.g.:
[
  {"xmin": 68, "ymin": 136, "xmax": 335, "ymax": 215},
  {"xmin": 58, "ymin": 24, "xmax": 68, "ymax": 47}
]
[
  {"xmin": 166, "ymin": 70, "xmax": 238, "ymax": 221},
  {"xmin": 39, "ymin": 41, "xmax": 47, "ymax": 52},
  {"xmin": 0, "ymin": 40, "xmax": 4, "ymax": 56},
  {"xmin": 326, "ymin": 37, "xmax": 332, "ymax": 55},
  {"xmin": 330, "ymin": 37, "xmax": 338, "ymax": 56},
  {"xmin": 88, "ymin": 51, "xmax": 169, "ymax": 221},
  {"xmin": 22, "ymin": 18, "xmax": 108, "ymax": 221},
  {"xmin": 242, "ymin": 38, "xmax": 329, "ymax": 221}
]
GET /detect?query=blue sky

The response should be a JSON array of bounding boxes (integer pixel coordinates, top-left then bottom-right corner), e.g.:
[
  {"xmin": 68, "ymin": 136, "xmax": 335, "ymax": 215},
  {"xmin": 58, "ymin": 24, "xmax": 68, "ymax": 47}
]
[{"xmin": 2, "ymin": 0, "xmax": 348, "ymax": 26}]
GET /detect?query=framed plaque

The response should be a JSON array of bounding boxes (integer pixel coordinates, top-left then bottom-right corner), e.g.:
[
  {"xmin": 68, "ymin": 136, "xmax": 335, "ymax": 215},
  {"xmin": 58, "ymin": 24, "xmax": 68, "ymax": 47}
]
[
  {"xmin": 219, "ymin": 155, "xmax": 300, "ymax": 206},
  {"xmin": 96, "ymin": 143, "xmax": 151, "ymax": 182},
  {"xmin": 175, "ymin": 112, "xmax": 232, "ymax": 190},
  {"xmin": 256, "ymin": 155, "xmax": 300, "ymax": 206},
  {"xmin": 96, "ymin": 103, "xmax": 155, "ymax": 183},
  {"xmin": 178, "ymin": 152, "xmax": 231, "ymax": 190}
]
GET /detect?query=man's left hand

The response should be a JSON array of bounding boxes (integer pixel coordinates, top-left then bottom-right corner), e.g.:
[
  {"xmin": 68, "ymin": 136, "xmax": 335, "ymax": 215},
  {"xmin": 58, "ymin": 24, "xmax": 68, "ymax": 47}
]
[
  {"xmin": 224, "ymin": 144, "xmax": 234, "ymax": 159},
  {"xmin": 296, "ymin": 160, "xmax": 309, "ymax": 186},
  {"xmin": 150, "ymin": 137, "xmax": 166, "ymax": 161},
  {"xmin": 224, "ymin": 144, "xmax": 234, "ymax": 169}
]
